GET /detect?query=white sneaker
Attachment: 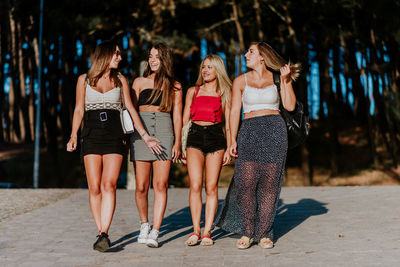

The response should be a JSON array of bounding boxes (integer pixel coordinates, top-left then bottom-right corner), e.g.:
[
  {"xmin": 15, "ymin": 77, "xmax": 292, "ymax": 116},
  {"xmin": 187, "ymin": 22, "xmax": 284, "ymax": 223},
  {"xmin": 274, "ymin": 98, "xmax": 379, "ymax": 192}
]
[
  {"xmin": 146, "ymin": 229, "xmax": 159, "ymax": 248},
  {"xmin": 138, "ymin": 222, "xmax": 150, "ymax": 244}
]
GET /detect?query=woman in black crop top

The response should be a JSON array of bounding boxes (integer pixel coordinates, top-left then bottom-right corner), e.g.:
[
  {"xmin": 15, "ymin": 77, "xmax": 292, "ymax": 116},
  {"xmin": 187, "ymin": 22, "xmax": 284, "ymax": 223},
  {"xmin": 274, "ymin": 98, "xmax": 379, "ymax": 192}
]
[{"xmin": 129, "ymin": 43, "xmax": 183, "ymax": 248}]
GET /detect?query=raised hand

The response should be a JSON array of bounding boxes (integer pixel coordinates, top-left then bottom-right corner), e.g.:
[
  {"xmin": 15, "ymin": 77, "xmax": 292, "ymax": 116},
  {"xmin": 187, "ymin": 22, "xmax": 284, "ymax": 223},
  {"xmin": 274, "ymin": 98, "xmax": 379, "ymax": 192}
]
[{"xmin": 280, "ymin": 64, "xmax": 291, "ymax": 83}]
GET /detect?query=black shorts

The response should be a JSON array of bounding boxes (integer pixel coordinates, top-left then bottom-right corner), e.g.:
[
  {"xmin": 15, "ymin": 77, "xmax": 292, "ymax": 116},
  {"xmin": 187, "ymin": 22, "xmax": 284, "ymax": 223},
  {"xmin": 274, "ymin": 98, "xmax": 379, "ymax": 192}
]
[
  {"xmin": 81, "ymin": 109, "xmax": 125, "ymax": 157},
  {"xmin": 186, "ymin": 122, "xmax": 227, "ymax": 155}
]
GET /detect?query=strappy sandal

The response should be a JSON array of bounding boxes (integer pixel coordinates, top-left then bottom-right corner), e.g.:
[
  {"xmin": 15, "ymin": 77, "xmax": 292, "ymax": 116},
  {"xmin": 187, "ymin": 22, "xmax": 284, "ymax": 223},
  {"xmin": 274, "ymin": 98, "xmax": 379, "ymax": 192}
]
[
  {"xmin": 200, "ymin": 235, "xmax": 214, "ymax": 246},
  {"xmin": 185, "ymin": 233, "xmax": 200, "ymax": 246},
  {"xmin": 236, "ymin": 236, "xmax": 253, "ymax": 249},
  {"xmin": 258, "ymin": 238, "xmax": 274, "ymax": 249}
]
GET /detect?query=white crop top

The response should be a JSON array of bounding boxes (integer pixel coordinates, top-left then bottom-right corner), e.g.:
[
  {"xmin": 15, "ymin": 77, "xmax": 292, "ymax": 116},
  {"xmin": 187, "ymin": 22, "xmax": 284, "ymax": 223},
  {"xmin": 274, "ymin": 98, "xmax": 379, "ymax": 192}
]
[
  {"xmin": 85, "ymin": 83, "xmax": 122, "ymax": 111},
  {"xmin": 242, "ymin": 73, "xmax": 280, "ymax": 113}
]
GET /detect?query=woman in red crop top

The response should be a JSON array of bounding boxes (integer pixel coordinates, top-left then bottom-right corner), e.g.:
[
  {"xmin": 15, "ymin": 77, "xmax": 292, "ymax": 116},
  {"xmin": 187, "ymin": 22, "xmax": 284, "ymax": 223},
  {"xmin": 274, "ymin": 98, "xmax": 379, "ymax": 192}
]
[{"xmin": 182, "ymin": 54, "xmax": 232, "ymax": 246}]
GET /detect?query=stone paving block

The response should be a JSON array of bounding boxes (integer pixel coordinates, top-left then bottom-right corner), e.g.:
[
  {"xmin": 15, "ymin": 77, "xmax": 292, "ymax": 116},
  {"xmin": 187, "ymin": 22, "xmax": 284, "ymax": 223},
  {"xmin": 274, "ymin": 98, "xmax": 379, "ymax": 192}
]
[{"xmin": 0, "ymin": 186, "xmax": 400, "ymax": 266}]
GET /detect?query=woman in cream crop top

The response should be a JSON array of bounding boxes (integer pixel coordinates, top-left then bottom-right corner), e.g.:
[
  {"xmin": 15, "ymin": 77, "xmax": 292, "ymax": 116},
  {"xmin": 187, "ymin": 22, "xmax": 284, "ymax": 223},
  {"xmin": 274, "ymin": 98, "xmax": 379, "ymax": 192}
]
[
  {"xmin": 241, "ymin": 73, "xmax": 280, "ymax": 113},
  {"xmin": 66, "ymin": 41, "xmax": 162, "ymax": 252},
  {"xmin": 85, "ymin": 83, "xmax": 122, "ymax": 111},
  {"xmin": 217, "ymin": 42, "xmax": 301, "ymax": 250}
]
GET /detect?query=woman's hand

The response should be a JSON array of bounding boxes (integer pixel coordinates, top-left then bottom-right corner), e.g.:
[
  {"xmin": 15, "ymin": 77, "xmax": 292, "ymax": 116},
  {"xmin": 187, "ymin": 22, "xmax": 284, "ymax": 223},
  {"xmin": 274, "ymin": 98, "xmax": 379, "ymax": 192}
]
[
  {"xmin": 171, "ymin": 144, "xmax": 181, "ymax": 163},
  {"xmin": 222, "ymin": 150, "xmax": 231, "ymax": 166},
  {"xmin": 143, "ymin": 135, "xmax": 163, "ymax": 155},
  {"xmin": 280, "ymin": 64, "xmax": 291, "ymax": 83},
  {"xmin": 66, "ymin": 136, "xmax": 77, "ymax": 152},
  {"xmin": 229, "ymin": 141, "xmax": 238, "ymax": 158}
]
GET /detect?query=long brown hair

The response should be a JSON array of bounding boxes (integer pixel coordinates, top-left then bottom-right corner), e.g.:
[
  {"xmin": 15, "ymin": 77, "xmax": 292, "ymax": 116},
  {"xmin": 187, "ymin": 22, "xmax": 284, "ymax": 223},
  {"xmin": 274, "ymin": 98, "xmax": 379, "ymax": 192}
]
[
  {"xmin": 143, "ymin": 43, "xmax": 176, "ymax": 112},
  {"xmin": 253, "ymin": 42, "xmax": 301, "ymax": 81},
  {"xmin": 87, "ymin": 40, "xmax": 122, "ymax": 88},
  {"xmin": 195, "ymin": 54, "xmax": 232, "ymax": 109}
]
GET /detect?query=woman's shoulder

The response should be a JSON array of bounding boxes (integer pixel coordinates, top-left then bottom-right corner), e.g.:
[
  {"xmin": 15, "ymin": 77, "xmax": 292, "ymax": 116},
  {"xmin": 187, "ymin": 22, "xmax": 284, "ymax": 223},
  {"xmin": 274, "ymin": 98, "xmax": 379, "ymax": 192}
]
[
  {"xmin": 173, "ymin": 80, "xmax": 182, "ymax": 91},
  {"xmin": 117, "ymin": 72, "xmax": 128, "ymax": 83},
  {"xmin": 78, "ymin": 73, "xmax": 87, "ymax": 80},
  {"xmin": 77, "ymin": 74, "xmax": 88, "ymax": 85},
  {"xmin": 187, "ymin": 86, "xmax": 198, "ymax": 94},
  {"xmin": 132, "ymin": 76, "xmax": 148, "ymax": 90},
  {"xmin": 233, "ymin": 73, "xmax": 247, "ymax": 88}
]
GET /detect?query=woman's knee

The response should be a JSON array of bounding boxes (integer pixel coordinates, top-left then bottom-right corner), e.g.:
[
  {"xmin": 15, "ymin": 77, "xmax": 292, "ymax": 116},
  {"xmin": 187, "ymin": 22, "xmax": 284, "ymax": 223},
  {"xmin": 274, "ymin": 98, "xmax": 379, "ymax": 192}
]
[
  {"xmin": 89, "ymin": 185, "xmax": 101, "ymax": 196},
  {"xmin": 153, "ymin": 181, "xmax": 168, "ymax": 193},
  {"xmin": 205, "ymin": 185, "xmax": 218, "ymax": 197},
  {"xmin": 135, "ymin": 183, "xmax": 149, "ymax": 195},
  {"xmin": 101, "ymin": 181, "xmax": 117, "ymax": 192},
  {"xmin": 190, "ymin": 182, "xmax": 203, "ymax": 194}
]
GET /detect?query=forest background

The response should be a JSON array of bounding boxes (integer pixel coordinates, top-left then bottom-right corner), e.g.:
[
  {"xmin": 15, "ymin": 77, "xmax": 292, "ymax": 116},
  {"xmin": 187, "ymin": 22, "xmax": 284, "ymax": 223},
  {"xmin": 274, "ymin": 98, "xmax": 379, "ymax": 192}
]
[{"xmin": 1, "ymin": 0, "xmax": 400, "ymax": 188}]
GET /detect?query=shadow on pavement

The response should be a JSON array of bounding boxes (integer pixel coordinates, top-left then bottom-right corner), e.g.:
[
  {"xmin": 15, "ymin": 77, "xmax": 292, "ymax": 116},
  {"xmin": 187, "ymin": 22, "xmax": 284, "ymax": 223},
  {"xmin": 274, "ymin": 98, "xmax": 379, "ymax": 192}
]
[
  {"xmin": 274, "ymin": 198, "xmax": 328, "ymax": 241},
  {"xmin": 107, "ymin": 198, "xmax": 328, "ymax": 251},
  {"xmin": 108, "ymin": 203, "xmax": 209, "ymax": 250},
  {"xmin": 212, "ymin": 198, "xmax": 328, "ymax": 243}
]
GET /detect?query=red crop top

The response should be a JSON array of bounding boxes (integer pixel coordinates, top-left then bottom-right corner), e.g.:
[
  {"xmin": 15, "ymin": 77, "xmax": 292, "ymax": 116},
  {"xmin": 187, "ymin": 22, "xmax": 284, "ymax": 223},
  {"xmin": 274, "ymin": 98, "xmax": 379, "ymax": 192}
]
[{"xmin": 190, "ymin": 87, "xmax": 223, "ymax": 123}]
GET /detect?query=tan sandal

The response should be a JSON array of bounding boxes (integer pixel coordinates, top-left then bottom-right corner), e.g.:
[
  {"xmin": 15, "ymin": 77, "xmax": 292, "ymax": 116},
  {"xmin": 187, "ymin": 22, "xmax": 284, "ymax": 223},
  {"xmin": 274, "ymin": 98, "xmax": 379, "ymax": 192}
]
[
  {"xmin": 236, "ymin": 236, "xmax": 253, "ymax": 249},
  {"xmin": 200, "ymin": 235, "xmax": 214, "ymax": 246},
  {"xmin": 185, "ymin": 233, "xmax": 200, "ymax": 246},
  {"xmin": 258, "ymin": 238, "xmax": 274, "ymax": 249}
]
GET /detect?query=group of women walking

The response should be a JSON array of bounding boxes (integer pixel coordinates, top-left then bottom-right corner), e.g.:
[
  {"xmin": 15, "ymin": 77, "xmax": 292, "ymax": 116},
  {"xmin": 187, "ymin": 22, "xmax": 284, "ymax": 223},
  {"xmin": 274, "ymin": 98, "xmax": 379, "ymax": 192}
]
[{"xmin": 66, "ymin": 40, "xmax": 300, "ymax": 252}]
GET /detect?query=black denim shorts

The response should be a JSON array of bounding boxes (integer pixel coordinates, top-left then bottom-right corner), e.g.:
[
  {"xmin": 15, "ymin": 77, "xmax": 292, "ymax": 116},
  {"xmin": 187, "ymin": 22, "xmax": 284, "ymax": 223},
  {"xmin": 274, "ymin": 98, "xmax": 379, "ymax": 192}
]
[{"xmin": 186, "ymin": 122, "xmax": 227, "ymax": 155}]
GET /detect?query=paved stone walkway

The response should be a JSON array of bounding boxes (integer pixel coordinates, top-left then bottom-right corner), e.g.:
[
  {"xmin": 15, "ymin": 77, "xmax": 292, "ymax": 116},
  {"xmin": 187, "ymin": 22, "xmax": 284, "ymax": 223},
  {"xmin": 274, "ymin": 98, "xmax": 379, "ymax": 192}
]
[{"xmin": 0, "ymin": 186, "xmax": 399, "ymax": 266}]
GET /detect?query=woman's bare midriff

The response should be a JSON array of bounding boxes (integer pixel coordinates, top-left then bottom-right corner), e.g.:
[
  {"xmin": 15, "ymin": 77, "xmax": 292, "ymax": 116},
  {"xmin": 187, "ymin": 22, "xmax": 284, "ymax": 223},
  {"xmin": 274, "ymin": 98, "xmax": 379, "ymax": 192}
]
[
  {"xmin": 139, "ymin": 105, "xmax": 162, "ymax": 112},
  {"xmin": 243, "ymin": 109, "xmax": 280, "ymax": 119},
  {"xmin": 192, "ymin": 121, "xmax": 218, "ymax": 126}
]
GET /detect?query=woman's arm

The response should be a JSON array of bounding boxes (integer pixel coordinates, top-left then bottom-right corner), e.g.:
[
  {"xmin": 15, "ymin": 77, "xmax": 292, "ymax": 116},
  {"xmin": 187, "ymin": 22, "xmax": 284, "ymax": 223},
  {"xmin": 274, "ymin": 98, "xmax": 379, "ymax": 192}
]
[
  {"xmin": 229, "ymin": 75, "xmax": 244, "ymax": 157},
  {"xmin": 131, "ymin": 77, "xmax": 141, "ymax": 109},
  {"xmin": 279, "ymin": 64, "xmax": 296, "ymax": 111},
  {"xmin": 122, "ymin": 75, "xmax": 163, "ymax": 155},
  {"xmin": 222, "ymin": 101, "xmax": 231, "ymax": 166},
  {"xmin": 66, "ymin": 74, "xmax": 86, "ymax": 152},
  {"xmin": 171, "ymin": 82, "xmax": 183, "ymax": 162},
  {"xmin": 182, "ymin": 87, "xmax": 196, "ymax": 126}
]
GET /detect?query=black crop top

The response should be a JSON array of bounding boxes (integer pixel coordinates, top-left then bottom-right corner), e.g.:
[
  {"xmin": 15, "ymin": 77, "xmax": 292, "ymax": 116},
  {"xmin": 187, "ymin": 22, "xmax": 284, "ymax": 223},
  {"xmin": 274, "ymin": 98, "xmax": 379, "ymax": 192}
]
[{"xmin": 138, "ymin": 89, "xmax": 162, "ymax": 106}]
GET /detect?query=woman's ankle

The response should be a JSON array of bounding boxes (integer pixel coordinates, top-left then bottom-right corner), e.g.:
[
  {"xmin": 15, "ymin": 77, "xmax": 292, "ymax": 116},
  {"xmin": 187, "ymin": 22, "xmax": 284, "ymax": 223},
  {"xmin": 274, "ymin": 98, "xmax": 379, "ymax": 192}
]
[{"xmin": 202, "ymin": 231, "xmax": 211, "ymax": 237}]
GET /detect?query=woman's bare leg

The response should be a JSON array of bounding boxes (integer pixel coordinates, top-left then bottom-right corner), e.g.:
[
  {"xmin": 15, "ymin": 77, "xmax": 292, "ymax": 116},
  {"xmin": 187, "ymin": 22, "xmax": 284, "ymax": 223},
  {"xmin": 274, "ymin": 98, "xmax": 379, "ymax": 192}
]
[
  {"xmin": 84, "ymin": 154, "xmax": 103, "ymax": 233},
  {"xmin": 203, "ymin": 150, "xmax": 224, "ymax": 235},
  {"xmin": 99, "ymin": 154, "xmax": 123, "ymax": 234},
  {"xmin": 151, "ymin": 160, "xmax": 171, "ymax": 230},
  {"xmin": 135, "ymin": 161, "xmax": 152, "ymax": 223},
  {"xmin": 186, "ymin": 147, "xmax": 205, "ymax": 235}
]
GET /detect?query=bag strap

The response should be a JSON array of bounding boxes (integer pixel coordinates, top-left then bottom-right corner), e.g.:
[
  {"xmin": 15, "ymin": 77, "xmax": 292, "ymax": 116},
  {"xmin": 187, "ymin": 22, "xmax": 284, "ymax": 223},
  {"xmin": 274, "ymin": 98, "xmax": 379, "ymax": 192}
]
[{"xmin": 273, "ymin": 72, "xmax": 283, "ymax": 109}]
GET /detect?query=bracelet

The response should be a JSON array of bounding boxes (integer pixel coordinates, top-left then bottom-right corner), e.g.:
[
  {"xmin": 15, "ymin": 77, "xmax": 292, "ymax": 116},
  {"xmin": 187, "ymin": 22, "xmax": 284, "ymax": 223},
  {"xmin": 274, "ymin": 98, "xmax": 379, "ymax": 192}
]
[{"xmin": 140, "ymin": 131, "xmax": 146, "ymax": 137}]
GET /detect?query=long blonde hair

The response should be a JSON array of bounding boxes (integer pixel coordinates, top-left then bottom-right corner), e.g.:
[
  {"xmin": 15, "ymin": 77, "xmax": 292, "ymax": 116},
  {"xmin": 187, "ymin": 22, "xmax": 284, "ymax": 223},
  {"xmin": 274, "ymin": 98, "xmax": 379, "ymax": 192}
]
[
  {"xmin": 253, "ymin": 42, "xmax": 301, "ymax": 82},
  {"xmin": 143, "ymin": 43, "xmax": 176, "ymax": 112},
  {"xmin": 87, "ymin": 41, "xmax": 121, "ymax": 88},
  {"xmin": 195, "ymin": 54, "xmax": 232, "ymax": 109}
]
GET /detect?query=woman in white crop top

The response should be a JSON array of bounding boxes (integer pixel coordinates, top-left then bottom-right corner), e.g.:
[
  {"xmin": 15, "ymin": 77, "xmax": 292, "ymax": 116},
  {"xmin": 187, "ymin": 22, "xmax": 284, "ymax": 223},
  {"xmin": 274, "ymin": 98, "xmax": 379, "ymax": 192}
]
[
  {"xmin": 216, "ymin": 42, "xmax": 301, "ymax": 250},
  {"xmin": 66, "ymin": 41, "xmax": 163, "ymax": 252}
]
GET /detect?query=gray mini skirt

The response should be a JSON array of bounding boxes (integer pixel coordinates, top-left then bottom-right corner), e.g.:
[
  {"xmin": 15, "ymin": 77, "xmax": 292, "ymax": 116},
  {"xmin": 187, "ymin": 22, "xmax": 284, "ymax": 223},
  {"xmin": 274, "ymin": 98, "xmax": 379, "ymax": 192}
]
[{"xmin": 130, "ymin": 111, "xmax": 174, "ymax": 161}]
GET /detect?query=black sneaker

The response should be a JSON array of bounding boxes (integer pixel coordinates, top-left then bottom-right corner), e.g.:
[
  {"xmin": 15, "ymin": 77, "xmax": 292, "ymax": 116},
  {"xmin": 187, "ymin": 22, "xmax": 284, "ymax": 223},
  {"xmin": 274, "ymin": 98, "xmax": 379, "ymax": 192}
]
[{"xmin": 93, "ymin": 232, "xmax": 111, "ymax": 252}]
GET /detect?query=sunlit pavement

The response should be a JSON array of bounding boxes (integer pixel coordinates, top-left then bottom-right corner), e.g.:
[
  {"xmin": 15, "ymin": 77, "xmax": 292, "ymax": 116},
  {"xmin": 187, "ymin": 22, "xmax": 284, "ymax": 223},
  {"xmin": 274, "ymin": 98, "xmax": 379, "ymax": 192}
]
[{"xmin": 0, "ymin": 186, "xmax": 399, "ymax": 266}]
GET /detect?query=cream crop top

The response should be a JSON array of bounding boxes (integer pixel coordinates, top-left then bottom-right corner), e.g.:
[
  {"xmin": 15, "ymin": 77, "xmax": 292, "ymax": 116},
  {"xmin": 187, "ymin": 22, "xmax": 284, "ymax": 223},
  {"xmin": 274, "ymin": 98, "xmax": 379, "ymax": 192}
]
[
  {"xmin": 85, "ymin": 83, "xmax": 122, "ymax": 111},
  {"xmin": 242, "ymin": 73, "xmax": 280, "ymax": 113}
]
